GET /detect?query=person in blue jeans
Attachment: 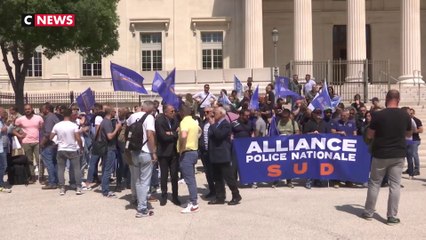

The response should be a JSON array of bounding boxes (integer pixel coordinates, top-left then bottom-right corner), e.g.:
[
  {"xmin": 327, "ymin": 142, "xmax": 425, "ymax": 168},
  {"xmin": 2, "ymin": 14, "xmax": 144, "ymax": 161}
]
[
  {"xmin": 178, "ymin": 105, "xmax": 201, "ymax": 214},
  {"xmin": 99, "ymin": 106, "xmax": 122, "ymax": 197},
  {"xmin": 126, "ymin": 100, "xmax": 157, "ymax": 218}
]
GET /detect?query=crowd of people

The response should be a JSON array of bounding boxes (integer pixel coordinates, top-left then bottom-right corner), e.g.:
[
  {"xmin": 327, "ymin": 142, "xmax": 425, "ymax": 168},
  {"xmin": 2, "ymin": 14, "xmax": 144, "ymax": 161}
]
[{"xmin": 0, "ymin": 74, "xmax": 422, "ymax": 222}]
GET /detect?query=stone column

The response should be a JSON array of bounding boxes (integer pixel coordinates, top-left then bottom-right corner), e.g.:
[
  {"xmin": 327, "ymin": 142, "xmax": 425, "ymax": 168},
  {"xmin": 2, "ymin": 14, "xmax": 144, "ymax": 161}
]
[
  {"xmin": 294, "ymin": 0, "xmax": 313, "ymax": 83},
  {"xmin": 244, "ymin": 0, "xmax": 264, "ymax": 69},
  {"xmin": 399, "ymin": 0, "xmax": 423, "ymax": 83},
  {"xmin": 346, "ymin": 0, "xmax": 366, "ymax": 83}
]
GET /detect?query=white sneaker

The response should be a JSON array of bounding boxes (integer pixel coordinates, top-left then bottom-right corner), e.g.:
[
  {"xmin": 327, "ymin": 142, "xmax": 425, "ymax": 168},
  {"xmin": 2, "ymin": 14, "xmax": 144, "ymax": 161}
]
[
  {"xmin": 59, "ymin": 188, "xmax": 66, "ymax": 196},
  {"xmin": 181, "ymin": 202, "xmax": 199, "ymax": 214},
  {"xmin": 76, "ymin": 187, "xmax": 83, "ymax": 195},
  {"xmin": 0, "ymin": 187, "xmax": 12, "ymax": 193},
  {"xmin": 178, "ymin": 179, "xmax": 186, "ymax": 184}
]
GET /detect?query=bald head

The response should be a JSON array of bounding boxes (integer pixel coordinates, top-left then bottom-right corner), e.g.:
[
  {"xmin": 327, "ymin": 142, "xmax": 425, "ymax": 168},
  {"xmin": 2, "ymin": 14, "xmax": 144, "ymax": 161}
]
[{"xmin": 385, "ymin": 89, "xmax": 400, "ymax": 107}]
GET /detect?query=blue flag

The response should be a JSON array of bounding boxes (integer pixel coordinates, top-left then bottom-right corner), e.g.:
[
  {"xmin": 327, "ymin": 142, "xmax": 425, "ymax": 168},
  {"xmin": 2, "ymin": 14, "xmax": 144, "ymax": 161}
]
[
  {"xmin": 308, "ymin": 81, "xmax": 332, "ymax": 111},
  {"xmin": 275, "ymin": 77, "xmax": 303, "ymax": 101},
  {"xmin": 234, "ymin": 75, "xmax": 243, "ymax": 98},
  {"xmin": 157, "ymin": 72, "xmax": 180, "ymax": 110},
  {"xmin": 110, "ymin": 62, "xmax": 148, "ymax": 94},
  {"xmin": 76, "ymin": 88, "xmax": 95, "ymax": 113},
  {"xmin": 275, "ymin": 76, "xmax": 289, "ymax": 89},
  {"xmin": 219, "ymin": 92, "xmax": 232, "ymax": 106},
  {"xmin": 331, "ymin": 95, "xmax": 341, "ymax": 108},
  {"xmin": 164, "ymin": 68, "xmax": 176, "ymax": 91},
  {"xmin": 248, "ymin": 85, "xmax": 259, "ymax": 110},
  {"xmin": 152, "ymin": 72, "xmax": 164, "ymax": 93},
  {"xmin": 268, "ymin": 115, "xmax": 280, "ymax": 136}
]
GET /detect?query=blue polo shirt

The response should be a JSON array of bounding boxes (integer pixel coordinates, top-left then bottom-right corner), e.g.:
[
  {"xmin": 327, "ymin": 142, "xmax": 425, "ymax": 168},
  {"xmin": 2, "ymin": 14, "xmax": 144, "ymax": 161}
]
[{"xmin": 330, "ymin": 119, "xmax": 357, "ymax": 136}]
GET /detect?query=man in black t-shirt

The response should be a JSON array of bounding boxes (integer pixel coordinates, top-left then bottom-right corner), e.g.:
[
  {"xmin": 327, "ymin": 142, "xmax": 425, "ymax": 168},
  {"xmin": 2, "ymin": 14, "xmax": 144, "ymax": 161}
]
[
  {"xmin": 362, "ymin": 90, "xmax": 412, "ymax": 225},
  {"xmin": 231, "ymin": 110, "xmax": 255, "ymax": 185},
  {"xmin": 409, "ymin": 108, "xmax": 423, "ymax": 175}
]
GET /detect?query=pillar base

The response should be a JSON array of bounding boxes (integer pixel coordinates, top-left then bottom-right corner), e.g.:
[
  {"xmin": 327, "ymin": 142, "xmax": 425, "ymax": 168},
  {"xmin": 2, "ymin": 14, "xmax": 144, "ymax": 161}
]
[
  {"xmin": 345, "ymin": 76, "xmax": 364, "ymax": 83},
  {"xmin": 398, "ymin": 75, "xmax": 424, "ymax": 84}
]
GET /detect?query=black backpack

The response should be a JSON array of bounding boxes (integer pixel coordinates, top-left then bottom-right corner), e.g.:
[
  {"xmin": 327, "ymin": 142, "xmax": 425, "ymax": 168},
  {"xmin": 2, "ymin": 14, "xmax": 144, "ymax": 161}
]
[
  {"xmin": 8, "ymin": 155, "xmax": 30, "ymax": 185},
  {"xmin": 125, "ymin": 113, "xmax": 149, "ymax": 151}
]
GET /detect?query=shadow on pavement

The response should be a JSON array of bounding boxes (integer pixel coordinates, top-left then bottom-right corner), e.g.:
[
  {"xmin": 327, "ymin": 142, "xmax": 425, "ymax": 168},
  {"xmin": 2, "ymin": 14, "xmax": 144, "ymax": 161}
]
[{"xmin": 335, "ymin": 204, "xmax": 387, "ymax": 224}]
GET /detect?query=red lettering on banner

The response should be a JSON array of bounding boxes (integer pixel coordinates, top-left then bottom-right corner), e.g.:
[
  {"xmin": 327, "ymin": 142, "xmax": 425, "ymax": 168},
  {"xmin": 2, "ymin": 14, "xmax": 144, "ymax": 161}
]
[
  {"xmin": 267, "ymin": 165, "xmax": 282, "ymax": 177},
  {"xmin": 293, "ymin": 162, "xmax": 308, "ymax": 175},
  {"xmin": 320, "ymin": 163, "xmax": 334, "ymax": 176}
]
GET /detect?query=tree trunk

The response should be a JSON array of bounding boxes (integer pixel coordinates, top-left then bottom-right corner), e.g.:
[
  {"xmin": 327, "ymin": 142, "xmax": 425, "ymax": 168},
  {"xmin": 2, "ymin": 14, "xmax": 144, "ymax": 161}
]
[{"xmin": 14, "ymin": 85, "xmax": 25, "ymax": 114}]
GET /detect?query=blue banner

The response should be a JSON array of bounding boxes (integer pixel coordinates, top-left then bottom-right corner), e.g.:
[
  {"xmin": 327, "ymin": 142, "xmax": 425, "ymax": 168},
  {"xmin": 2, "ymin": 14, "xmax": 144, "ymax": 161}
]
[{"xmin": 233, "ymin": 134, "xmax": 371, "ymax": 184}]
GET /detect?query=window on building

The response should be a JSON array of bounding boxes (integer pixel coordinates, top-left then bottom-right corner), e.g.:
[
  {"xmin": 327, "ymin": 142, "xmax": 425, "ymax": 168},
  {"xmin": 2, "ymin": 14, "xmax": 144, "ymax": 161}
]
[
  {"xmin": 26, "ymin": 52, "xmax": 42, "ymax": 77},
  {"xmin": 141, "ymin": 32, "xmax": 162, "ymax": 71},
  {"xmin": 82, "ymin": 56, "xmax": 102, "ymax": 76},
  {"xmin": 201, "ymin": 32, "xmax": 223, "ymax": 70}
]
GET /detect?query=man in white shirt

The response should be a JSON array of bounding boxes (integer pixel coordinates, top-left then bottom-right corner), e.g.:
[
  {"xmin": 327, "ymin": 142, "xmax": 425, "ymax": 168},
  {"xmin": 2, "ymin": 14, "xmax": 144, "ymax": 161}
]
[
  {"xmin": 303, "ymin": 74, "xmax": 316, "ymax": 96},
  {"xmin": 193, "ymin": 84, "xmax": 217, "ymax": 118},
  {"xmin": 51, "ymin": 108, "xmax": 83, "ymax": 195},
  {"xmin": 126, "ymin": 101, "xmax": 157, "ymax": 218}
]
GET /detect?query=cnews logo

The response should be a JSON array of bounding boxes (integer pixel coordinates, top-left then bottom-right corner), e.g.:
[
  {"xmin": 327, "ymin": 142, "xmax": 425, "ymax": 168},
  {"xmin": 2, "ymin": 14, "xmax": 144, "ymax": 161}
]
[{"xmin": 22, "ymin": 14, "xmax": 75, "ymax": 27}]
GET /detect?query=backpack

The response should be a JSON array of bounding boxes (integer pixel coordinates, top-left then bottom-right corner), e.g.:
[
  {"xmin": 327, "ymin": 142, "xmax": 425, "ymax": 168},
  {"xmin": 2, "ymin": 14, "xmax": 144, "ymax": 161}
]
[
  {"xmin": 8, "ymin": 155, "xmax": 30, "ymax": 185},
  {"xmin": 125, "ymin": 113, "xmax": 150, "ymax": 151}
]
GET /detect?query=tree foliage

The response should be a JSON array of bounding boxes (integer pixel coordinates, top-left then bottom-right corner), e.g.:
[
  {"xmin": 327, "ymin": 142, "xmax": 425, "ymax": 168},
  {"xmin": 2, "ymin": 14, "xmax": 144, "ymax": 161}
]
[{"xmin": 0, "ymin": 0, "xmax": 120, "ymax": 112}]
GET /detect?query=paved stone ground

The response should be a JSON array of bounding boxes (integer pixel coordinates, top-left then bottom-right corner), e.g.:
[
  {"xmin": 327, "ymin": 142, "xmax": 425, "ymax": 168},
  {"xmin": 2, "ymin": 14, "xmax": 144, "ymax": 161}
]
[{"xmin": 1, "ymin": 169, "xmax": 426, "ymax": 240}]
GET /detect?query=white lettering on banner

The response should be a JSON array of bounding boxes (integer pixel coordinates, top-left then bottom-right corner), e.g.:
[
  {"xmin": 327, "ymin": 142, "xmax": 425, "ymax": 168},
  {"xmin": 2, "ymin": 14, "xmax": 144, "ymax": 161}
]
[
  {"xmin": 246, "ymin": 153, "xmax": 287, "ymax": 163},
  {"xmin": 244, "ymin": 137, "xmax": 359, "ymax": 164},
  {"xmin": 262, "ymin": 141, "xmax": 275, "ymax": 153},
  {"xmin": 342, "ymin": 139, "xmax": 357, "ymax": 152},
  {"xmin": 245, "ymin": 137, "xmax": 357, "ymax": 154}
]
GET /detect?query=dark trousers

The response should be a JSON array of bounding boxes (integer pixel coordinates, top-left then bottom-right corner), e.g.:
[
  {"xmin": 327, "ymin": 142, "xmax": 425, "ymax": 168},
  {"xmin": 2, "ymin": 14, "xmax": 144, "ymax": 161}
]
[
  {"xmin": 200, "ymin": 150, "xmax": 215, "ymax": 194},
  {"xmin": 159, "ymin": 156, "xmax": 179, "ymax": 198},
  {"xmin": 212, "ymin": 162, "xmax": 240, "ymax": 201}
]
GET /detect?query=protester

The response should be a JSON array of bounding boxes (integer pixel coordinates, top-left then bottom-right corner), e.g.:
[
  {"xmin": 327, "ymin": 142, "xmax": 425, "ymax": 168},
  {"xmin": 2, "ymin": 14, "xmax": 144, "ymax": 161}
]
[
  {"xmin": 289, "ymin": 74, "xmax": 302, "ymax": 96},
  {"xmin": 351, "ymin": 94, "xmax": 365, "ymax": 112},
  {"xmin": 265, "ymin": 84, "xmax": 275, "ymax": 110},
  {"xmin": 254, "ymin": 110, "xmax": 267, "ymax": 137},
  {"xmin": 193, "ymin": 84, "xmax": 217, "ymax": 118},
  {"xmin": 199, "ymin": 107, "xmax": 215, "ymax": 198},
  {"xmin": 303, "ymin": 74, "xmax": 315, "ymax": 95},
  {"xmin": 85, "ymin": 103, "xmax": 104, "ymax": 188},
  {"xmin": 40, "ymin": 103, "xmax": 60, "ymax": 189},
  {"xmin": 50, "ymin": 108, "xmax": 83, "ymax": 195},
  {"xmin": 98, "ymin": 106, "xmax": 122, "ymax": 198},
  {"xmin": 363, "ymin": 89, "xmax": 412, "ymax": 225},
  {"xmin": 0, "ymin": 108, "xmax": 8, "ymax": 191},
  {"xmin": 208, "ymin": 107, "xmax": 242, "ymax": 205},
  {"xmin": 277, "ymin": 109, "xmax": 300, "ymax": 188},
  {"xmin": 13, "ymin": 104, "xmax": 43, "ymax": 184},
  {"xmin": 370, "ymin": 97, "xmax": 383, "ymax": 112},
  {"xmin": 126, "ymin": 101, "xmax": 156, "ymax": 218},
  {"xmin": 155, "ymin": 104, "xmax": 180, "ymax": 206},
  {"xmin": 407, "ymin": 108, "xmax": 423, "ymax": 176},
  {"xmin": 178, "ymin": 104, "xmax": 201, "ymax": 213},
  {"xmin": 401, "ymin": 106, "xmax": 417, "ymax": 179},
  {"xmin": 231, "ymin": 110, "xmax": 255, "ymax": 186},
  {"xmin": 330, "ymin": 108, "xmax": 357, "ymax": 188}
]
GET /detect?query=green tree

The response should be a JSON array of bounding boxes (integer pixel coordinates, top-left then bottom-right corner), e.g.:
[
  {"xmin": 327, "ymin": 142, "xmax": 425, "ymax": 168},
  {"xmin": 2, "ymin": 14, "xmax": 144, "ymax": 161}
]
[{"xmin": 0, "ymin": 0, "xmax": 120, "ymax": 112}]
